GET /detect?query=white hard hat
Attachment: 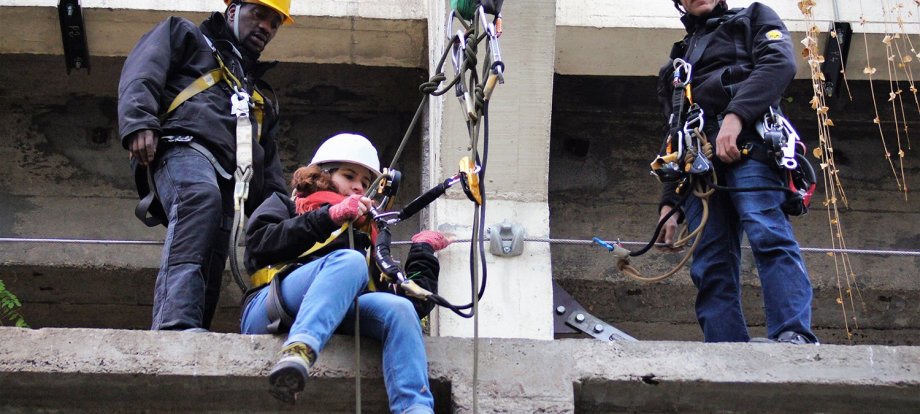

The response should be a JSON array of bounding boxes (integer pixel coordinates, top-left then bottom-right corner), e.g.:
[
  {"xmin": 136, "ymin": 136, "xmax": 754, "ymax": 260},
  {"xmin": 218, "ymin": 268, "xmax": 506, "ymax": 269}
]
[{"xmin": 310, "ymin": 133, "xmax": 381, "ymax": 177}]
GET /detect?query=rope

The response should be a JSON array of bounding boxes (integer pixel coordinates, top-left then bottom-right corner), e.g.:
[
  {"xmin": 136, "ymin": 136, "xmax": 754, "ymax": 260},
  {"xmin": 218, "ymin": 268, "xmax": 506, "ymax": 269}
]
[{"xmin": 3, "ymin": 237, "xmax": 919, "ymax": 257}]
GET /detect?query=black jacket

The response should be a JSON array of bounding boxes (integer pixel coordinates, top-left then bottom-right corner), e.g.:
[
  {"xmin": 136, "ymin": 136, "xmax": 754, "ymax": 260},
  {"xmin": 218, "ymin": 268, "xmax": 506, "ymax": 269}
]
[
  {"xmin": 657, "ymin": 2, "xmax": 796, "ymax": 208},
  {"xmin": 118, "ymin": 13, "xmax": 287, "ymax": 215},
  {"xmin": 245, "ymin": 194, "xmax": 441, "ymax": 318}
]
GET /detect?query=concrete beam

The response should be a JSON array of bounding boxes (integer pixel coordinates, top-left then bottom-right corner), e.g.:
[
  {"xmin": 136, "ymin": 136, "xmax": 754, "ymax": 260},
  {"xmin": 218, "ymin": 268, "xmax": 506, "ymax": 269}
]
[
  {"xmin": 0, "ymin": 0, "xmax": 427, "ymax": 67},
  {"xmin": 555, "ymin": 0, "xmax": 913, "ymax": 79},
  {"xmin": 1, "ymin": 327, "xmax": 918, "ymax": 412}
]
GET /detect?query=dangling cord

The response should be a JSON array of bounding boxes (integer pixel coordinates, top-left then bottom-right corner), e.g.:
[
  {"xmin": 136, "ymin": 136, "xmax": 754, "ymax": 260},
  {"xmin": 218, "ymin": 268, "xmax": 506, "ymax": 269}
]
[{"xmin": 349, "ymin": 226, "xmax": 362, "ymax": 414}]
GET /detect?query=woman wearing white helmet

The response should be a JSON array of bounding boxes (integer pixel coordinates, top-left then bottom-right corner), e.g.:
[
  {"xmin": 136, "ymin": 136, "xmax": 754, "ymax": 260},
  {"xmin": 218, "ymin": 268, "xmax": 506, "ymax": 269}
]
[{"xmin": 240, "ymin": 133, "xmax": 447, "ymax": 413}]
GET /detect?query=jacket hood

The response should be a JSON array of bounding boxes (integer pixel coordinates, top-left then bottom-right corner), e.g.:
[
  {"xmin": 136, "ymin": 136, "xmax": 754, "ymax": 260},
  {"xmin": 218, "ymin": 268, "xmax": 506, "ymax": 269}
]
[{"xmin": 680, "ymin": 2, "xmax": 729, "ymax": 33}]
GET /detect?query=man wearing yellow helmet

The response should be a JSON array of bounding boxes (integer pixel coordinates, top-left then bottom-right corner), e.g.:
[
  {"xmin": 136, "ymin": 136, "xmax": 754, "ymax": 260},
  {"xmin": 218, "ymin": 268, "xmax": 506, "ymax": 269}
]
[{"xmin": 117, "ymin": 1, "xmax": 292, "ymax": 332}]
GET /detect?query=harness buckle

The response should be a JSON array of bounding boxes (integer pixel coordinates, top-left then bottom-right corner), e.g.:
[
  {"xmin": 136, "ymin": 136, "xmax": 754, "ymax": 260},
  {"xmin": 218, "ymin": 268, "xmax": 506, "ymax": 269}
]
[{"xmin": 231, "ymin": 88, "xmax": 251, "ymax": 117}]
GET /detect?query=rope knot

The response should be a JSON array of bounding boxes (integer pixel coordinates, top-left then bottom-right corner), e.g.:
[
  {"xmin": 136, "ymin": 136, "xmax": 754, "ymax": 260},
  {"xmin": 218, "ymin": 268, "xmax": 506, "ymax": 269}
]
[{"xmin": 419, "ymin": 73, "xmax": 447, "ymax": 95}]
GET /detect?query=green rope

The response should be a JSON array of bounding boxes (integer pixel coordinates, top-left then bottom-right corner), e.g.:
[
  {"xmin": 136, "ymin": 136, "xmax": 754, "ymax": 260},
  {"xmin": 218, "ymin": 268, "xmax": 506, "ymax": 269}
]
[{"xmin": 452, "ymin": 0, "xmax": 478, "ymax": 20}]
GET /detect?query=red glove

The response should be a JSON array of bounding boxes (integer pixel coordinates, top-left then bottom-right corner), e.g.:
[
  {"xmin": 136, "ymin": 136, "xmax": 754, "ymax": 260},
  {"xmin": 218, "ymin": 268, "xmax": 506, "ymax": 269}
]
[
  {"xmin": 411, "ymin": 230, "xmax": 451, "ymax": 252},
  {"xmin": 329, "ymin": 195, "xmax": 369, "ymax": 225}
]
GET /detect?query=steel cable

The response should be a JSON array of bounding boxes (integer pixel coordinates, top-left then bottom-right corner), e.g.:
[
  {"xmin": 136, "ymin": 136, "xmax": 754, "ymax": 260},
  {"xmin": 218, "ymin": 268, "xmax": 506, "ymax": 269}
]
[{"xmin": 3, "ymin": 236, "xmax": 919, "ymax": 256}]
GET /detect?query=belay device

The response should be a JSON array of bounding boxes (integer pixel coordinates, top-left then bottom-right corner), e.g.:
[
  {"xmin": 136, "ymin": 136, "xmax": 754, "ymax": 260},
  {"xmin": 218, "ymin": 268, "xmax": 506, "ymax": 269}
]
[{"xmin": 756, "ymin": 107, "xmax": 817, "ymax": 216}]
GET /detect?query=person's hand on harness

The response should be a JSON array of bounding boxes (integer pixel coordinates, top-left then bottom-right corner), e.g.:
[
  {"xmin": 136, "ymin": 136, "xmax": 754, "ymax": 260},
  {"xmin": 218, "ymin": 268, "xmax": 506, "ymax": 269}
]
[
  {"xmin": 411, "ymin": 230, "xmax": 452, "ymax": 252},
  {"xmin": 656, "ymin": 205, "xmax": 683, "ymax": 252},
  {"xmin": 716, "ymin": 113, "xmax": 744, "ymax": 164},
  {"xmin": 329, "ymin": 194, "xmax": 373, "ymax": 225},
  {"xmin": 128, "ymin": 129, "xmax": 159, "ymax": 166}
]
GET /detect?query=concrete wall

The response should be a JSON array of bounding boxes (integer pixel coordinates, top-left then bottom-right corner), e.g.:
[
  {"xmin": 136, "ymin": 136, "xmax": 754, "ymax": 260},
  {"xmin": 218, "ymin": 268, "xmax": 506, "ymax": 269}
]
[
  {"xmin": 0, "ymin": 54, "xmax": 428, "ymax": 332},
  {"xmin": 549, "ymin": 75, "xmax": 920, "ymax": 345},
  {"xmin": 0, "ymin": 0, "xmax": 917, "ymax": 343}
]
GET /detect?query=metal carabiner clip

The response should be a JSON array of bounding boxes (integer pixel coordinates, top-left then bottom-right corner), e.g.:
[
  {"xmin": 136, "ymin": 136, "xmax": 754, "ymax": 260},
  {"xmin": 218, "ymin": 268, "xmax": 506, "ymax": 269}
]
[
  {"xmin": 672, "ymin": 58, "xmax": 692, "ymax": 87},
  {"xmin": 682, "ymin": 104, "xmax": 705, "ymax": 139},
  {"xmin": 458, "ymin": 156, "xmax": 483, "ymax": 205}
]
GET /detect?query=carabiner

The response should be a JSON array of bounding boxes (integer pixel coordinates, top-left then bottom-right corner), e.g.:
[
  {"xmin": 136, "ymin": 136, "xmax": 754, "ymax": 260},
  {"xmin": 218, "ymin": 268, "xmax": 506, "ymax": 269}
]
[
  {"xmin": 672, "ymin": 58, "xmax": 692, "ymax": 88},
  {"xmin": 458, "ymin": 156, "xmax": 483, "ymax": 205}
]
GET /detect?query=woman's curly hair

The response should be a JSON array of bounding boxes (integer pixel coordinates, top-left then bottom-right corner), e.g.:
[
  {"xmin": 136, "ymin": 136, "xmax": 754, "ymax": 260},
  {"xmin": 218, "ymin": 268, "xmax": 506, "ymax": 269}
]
[{"xmin": 290, "ymin": 165, "xmax": 339, "ymax": 197}]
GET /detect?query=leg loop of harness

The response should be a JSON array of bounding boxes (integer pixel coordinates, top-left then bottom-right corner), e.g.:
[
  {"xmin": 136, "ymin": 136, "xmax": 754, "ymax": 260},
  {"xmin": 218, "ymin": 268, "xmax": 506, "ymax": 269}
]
[{"xmin": 265, "ymin": 273, "xmax": 295, "ymax": 334}]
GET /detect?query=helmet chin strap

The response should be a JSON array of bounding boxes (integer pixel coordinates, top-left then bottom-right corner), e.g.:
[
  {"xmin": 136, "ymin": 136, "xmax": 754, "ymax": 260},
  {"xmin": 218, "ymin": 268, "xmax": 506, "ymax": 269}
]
[{"xmin": 232, "ymin": 3, "xmax": 242, "ymax": 43}]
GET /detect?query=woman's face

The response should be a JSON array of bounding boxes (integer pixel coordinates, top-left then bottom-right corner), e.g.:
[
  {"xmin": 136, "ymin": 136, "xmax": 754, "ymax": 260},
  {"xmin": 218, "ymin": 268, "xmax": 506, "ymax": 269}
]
[{"xmin": 330, "ymin": 163, "xmax": 374, "ymax": 196}]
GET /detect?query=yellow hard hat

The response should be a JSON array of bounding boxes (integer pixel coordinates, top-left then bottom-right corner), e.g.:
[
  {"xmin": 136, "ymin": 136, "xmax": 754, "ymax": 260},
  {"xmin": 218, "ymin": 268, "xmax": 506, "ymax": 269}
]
[{"xmin": 225, "ymin": 0, "xmax": 294, "ymax": 25}]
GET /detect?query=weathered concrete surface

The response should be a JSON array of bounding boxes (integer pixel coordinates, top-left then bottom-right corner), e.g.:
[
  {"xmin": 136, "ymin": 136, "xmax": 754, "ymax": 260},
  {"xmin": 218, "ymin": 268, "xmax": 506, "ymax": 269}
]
[
  {"xmin": 426, "ymin": 0, "xmax": 557, "ymax": 340},
  {"xmin": 0, "ymin": 54, "xmax": 427, "ymax": 332},
  {"xmin": 1, "ymin": 57, "xmax": 917, "ymax": 344},
  {"xmin": 549, "ymin": 75, "xmax": 920, "ymax": 345},
  {"xmin": 555, "ymin": 0, "xmax": 908, "ymax": 79},
  {"xmin": 1, "ymin": 327, "xmax": 918, "ymax": 413},
  {"xmin": 0, "ymin": 1, "xmax": 427, "ymax": 68}
]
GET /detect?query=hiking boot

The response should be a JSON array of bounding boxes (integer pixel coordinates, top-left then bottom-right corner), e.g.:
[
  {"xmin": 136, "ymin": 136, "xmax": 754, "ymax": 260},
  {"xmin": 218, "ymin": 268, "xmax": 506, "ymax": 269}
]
[
  {"xmin": 268, "ymin": 342, "xmax": 315, "ymax": 404},
  {"xmin": 775, "ymin": 331, "xmax": 813, "ymax": 345}
]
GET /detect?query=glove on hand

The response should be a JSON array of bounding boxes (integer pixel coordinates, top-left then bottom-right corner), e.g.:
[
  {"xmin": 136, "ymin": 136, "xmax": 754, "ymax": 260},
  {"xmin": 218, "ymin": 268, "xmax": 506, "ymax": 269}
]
[
  {"xmin": 411, "ymin": 230, "xmax": 451, "ymax": 252},
  {"xmin": 329, "ymin": 195, "xmax": 368, "ymax": 225}
]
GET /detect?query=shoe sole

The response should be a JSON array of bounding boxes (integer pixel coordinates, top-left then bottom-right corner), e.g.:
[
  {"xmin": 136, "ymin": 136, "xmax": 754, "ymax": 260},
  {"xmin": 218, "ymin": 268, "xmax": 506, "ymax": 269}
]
[{"xmin": 268, "ymin": 365, "xmax": 306, "ymax": 404}]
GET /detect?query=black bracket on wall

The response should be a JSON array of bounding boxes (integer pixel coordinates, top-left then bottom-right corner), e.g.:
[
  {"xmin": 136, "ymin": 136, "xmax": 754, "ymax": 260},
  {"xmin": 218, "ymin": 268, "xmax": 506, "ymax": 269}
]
[
  {"xmin": 821, "ymin": 21, "xmax": 852, "ymax": 99},
  {"xmin": 552, "ymin": 280, "xmax": 637, "ymax": 342},
  {"xmin": 58, "ymin": 0, "xmax": 90, "ymax": 74}
]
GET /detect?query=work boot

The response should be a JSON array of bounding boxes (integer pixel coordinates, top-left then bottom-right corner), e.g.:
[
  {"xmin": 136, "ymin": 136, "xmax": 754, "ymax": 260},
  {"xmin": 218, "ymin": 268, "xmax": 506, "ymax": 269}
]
[
  {"xmin": 268, "ymin": 342, "xmax": 315, "ymax": 404},
  {"xmin": 776, "ymin": 331, "xmax": 814, "ymax": 345}
]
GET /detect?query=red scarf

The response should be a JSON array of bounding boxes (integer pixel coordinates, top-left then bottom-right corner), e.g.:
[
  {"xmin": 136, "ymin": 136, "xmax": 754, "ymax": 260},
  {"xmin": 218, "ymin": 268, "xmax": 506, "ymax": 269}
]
[{"xmin": 295, "ymin": 191, "xmax": 377, "ymax": 244}]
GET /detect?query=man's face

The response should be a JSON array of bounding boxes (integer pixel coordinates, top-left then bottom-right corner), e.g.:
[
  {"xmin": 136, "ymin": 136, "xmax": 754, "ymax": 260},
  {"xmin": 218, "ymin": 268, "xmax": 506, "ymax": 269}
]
[
  {"xmin": 230, "ymin": 3, "xmax": 282, "ymax": 54},
  {"xmin": 680, "ymin": 0, "xmax": 722, "ymax": 17}
]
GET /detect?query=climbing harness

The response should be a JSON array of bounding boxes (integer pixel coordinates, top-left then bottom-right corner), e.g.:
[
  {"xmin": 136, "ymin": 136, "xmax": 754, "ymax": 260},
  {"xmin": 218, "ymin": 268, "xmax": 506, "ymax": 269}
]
[
  {"xmin": 124, "ymin": 31, "xmax": 272, "ymax": 295},
  {"xmin": 611, "ymin": 55, "xmax": 818, "ymax": 283}
]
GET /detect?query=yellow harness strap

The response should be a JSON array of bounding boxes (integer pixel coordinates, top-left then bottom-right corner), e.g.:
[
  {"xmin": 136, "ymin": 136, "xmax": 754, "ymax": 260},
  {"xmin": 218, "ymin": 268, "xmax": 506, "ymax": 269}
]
[
  {"xmin": 249, "ymin": 223, "xmax": 380, "ymax": 291},
  {"xmin": 249, "ymin": 223, "xmax": 349, "ymax": 288},
  {"xmin": 162, "ymin": 54, "xmax": 265, "ymax": 141}
]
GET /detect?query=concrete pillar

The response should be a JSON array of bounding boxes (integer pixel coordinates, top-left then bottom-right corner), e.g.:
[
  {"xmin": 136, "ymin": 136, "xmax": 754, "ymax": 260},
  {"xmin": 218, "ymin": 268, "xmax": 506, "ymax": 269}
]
[{"xmin": 426, "ymin": 0, "xmax": 556, "ymax": 340}]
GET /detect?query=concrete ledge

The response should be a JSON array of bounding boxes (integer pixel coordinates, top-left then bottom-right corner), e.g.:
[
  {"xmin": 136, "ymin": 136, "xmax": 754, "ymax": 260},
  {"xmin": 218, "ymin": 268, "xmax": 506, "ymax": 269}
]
[
  {"xmin": 0, "ymin": 4, "xmax": 427, "ymax": 67},
  {"xmin": 1, "ymin": 328, "xmax": 918, "ymax": 412}
]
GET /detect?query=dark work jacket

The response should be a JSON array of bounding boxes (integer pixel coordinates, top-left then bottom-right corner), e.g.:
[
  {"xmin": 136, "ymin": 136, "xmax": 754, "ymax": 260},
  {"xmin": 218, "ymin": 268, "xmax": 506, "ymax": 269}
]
[
  {"xmin": 244, "ymin": 194, "xmax": 441, "ymax": 319},
  {"xmin": 656, "ymin": 2, "xmax": 796, "ymax": 209},
  {"xmin": 117, "ymin": 12, "xmax": 287, "ymax": 215}
]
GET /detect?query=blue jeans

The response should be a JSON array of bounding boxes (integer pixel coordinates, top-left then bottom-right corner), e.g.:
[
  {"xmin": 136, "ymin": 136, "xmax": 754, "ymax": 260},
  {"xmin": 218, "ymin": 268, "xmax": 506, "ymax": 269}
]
[
  {"xmin": 241, "ymin": 249, "xmax": 434, "ymax": 414},
  {"xmin": 151, "ymin": 145, "xmax": 233, "ymax": 330},
  {"xmin": 682, "ymin": 158, "xmax": 817, "ymax": 343}
]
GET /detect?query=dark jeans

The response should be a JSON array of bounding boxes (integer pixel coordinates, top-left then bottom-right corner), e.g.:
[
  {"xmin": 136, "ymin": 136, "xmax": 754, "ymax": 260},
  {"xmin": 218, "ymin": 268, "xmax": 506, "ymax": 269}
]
[
  {"xmin": 683, "ymin": 158, "xmax": 817, "ymax": 343},
  {"xmin": 150, "ymin": 145, "xmax": 233, "ymax": 330}
]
